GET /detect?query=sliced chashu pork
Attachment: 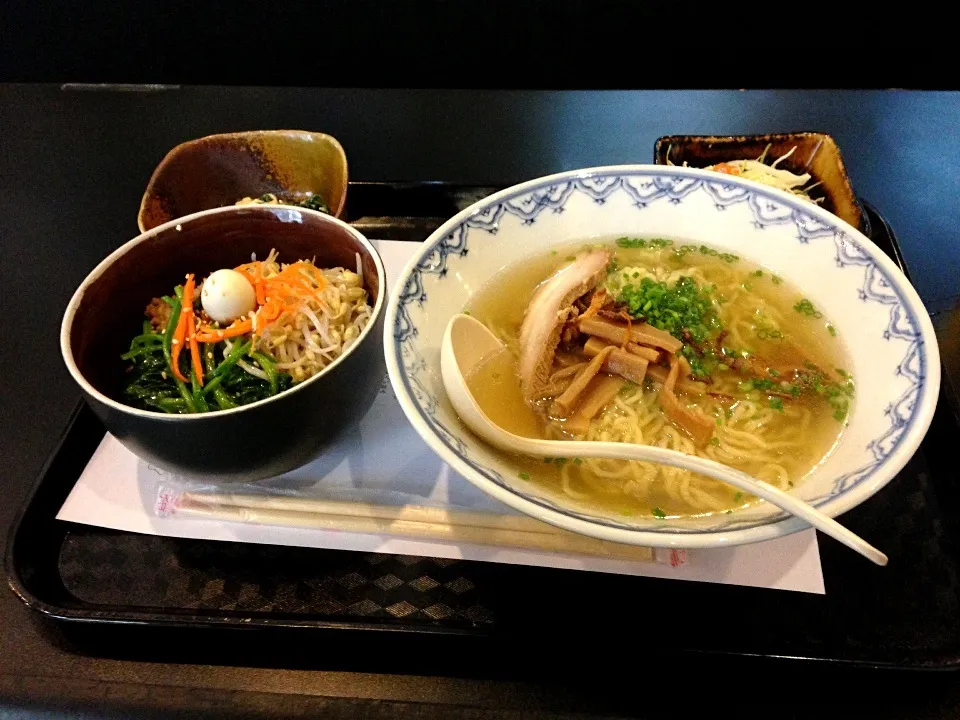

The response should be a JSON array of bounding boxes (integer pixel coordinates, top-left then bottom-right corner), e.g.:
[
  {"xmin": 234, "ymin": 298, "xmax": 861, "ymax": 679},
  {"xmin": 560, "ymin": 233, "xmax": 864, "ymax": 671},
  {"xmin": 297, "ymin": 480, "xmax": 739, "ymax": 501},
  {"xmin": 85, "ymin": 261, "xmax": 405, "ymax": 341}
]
[{"xmin": 518, "ymin": 249, "xmax": 611, "ymax": 403}]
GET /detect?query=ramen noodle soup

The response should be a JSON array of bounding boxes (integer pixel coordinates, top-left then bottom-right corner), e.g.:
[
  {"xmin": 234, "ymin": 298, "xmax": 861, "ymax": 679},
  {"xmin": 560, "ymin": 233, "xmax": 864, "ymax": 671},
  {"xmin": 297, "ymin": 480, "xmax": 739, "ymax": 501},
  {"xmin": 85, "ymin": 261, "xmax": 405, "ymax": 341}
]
[{"xmin": 464, "ymin": 238, "xmax": 854, "ymax": 519}]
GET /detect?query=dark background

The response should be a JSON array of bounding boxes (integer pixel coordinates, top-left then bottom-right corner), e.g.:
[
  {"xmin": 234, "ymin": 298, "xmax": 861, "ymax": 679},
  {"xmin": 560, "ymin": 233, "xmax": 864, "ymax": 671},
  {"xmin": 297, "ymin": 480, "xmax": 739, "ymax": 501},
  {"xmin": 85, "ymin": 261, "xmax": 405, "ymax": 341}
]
[
  {"xmin": 0, "ymin": 0, "xmax": 945, "ymax": 89},
  {"xmin": 2, "ymin": 1, "xmax": 960, "ymax": 718},
  {"xmin": 3, "ymin": 83, "xmax": 960, "ymax": 719}
]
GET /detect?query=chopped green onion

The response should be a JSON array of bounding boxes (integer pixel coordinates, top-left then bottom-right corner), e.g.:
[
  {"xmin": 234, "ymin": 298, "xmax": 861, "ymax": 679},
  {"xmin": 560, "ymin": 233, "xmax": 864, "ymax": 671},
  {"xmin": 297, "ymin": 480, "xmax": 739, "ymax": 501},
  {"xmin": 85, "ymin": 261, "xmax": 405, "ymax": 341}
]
[
  {"xmin": 793, "ymin": 298, "xmax": 823, "ymax": 318},
  {"xmin": 614, "ymin": 275, "xmax": 722, "ymax": 345}
]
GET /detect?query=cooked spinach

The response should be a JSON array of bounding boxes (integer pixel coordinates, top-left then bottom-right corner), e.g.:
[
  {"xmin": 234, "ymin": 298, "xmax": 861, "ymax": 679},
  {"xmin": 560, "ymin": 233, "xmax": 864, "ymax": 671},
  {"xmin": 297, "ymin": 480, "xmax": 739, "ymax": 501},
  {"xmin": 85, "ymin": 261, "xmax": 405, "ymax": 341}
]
[{"xmin": 121, "ymin": 285, "xmax": 289, "ymax": 414}]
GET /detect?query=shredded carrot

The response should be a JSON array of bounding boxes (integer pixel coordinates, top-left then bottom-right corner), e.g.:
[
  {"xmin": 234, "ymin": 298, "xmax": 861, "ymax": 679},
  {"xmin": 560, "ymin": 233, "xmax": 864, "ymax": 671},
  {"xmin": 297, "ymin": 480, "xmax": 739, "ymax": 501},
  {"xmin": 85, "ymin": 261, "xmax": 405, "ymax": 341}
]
[
  {"xmin": 195, "ymin": 318, "xmax": 253, "ymax": 343},
  {"xmin": 233, "ymin": 260, "xmax": 324, "ymax": 311},
  {"xmin": 182, "ymin": 274, "xmax": 195, "ymax": 305},
  {"xmin": 274, "ymin": 264, "xmax": 324, "ymax": 302},
  {"xmin": 235, "ymin": 261, "xmax": 269, "ymax": 305},
  {"xmin": 257, "ymin": 298, "xmax": 283, "ymax": 325},
  {"xmin": 194, "ymin": 258, "xmax": 332, "ymax": 346},
  {"xmin": 233, "ymin": 262, "xmax": 261, "ymax": 278},
  {"xmin": 181, "ymin": 274, "xmax": 204, "ymax": 386}
]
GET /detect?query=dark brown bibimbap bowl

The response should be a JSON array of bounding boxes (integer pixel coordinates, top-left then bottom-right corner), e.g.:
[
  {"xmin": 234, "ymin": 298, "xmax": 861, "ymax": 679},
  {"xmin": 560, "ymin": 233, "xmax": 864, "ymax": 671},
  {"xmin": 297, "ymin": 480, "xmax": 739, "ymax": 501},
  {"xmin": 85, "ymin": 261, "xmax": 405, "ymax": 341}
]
[{"xmin": 61, "ymin": 205, "xmax": 386, "ymax": 482}]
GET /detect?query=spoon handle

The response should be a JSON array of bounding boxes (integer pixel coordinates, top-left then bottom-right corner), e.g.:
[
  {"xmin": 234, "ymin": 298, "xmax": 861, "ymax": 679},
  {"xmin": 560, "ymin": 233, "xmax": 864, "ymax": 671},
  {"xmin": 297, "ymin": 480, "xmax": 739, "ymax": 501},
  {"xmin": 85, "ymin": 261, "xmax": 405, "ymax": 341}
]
[
  {"xmin": 518, "ymin": 439, "xmax": 888, "ymax": 566},
  {"xmin": 441, "ymin": 314, "xmax": 886, "ymax": 566}
]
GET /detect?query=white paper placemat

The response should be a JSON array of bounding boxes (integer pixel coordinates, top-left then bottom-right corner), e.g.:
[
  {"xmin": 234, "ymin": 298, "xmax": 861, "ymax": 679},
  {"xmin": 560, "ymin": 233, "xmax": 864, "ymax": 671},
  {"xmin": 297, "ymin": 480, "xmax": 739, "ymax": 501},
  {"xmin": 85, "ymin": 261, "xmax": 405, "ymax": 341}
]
[{"xmin": 56, "ymin": 239, "xmax": 825, "ymax": 594}]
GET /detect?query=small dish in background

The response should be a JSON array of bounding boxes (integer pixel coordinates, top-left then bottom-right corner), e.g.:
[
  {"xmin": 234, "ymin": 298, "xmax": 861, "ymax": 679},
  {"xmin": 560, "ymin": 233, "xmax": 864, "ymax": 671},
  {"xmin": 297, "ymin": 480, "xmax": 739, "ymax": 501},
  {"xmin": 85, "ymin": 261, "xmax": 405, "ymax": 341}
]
[
  {"xmin": 653, "ymin": 132, "xmax": 865, "ymax": 233},
  {"xmin": 138, "ymin": 130, "xmax": 348, "ymax": 232}
]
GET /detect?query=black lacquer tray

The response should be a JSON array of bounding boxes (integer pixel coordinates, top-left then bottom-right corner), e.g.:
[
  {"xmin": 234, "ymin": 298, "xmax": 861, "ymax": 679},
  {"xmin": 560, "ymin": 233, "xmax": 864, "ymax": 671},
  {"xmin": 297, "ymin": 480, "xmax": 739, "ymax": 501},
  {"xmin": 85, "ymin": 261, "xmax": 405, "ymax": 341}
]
[{"xmin": 8, "ymin": 182, "xmax": 960, "ymax": 670}]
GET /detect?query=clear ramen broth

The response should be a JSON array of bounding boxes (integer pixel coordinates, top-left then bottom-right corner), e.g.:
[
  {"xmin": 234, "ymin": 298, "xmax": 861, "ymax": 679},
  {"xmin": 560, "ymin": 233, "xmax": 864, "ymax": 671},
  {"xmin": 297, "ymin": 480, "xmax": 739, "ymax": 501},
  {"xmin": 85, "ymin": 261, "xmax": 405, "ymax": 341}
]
[{"xmin": 464, "ymin": 238, "xmax": 854, "ymax": 519}]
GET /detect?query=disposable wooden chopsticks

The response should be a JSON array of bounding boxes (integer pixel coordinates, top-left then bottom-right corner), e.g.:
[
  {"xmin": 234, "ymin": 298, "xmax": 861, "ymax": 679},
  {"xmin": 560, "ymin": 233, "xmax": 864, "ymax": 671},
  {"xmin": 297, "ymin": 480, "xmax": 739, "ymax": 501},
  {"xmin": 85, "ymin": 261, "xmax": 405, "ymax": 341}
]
[{"xmin": 178, "ymin": 493, "xmax": 655, "ymax": 562}]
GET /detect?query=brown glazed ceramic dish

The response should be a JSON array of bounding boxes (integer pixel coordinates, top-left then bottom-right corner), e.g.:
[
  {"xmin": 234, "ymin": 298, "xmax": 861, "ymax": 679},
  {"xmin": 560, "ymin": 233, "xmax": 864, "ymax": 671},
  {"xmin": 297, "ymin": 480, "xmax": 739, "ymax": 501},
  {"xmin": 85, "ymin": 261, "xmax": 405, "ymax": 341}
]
[
  {"xmin": 62, "ymin": 205, "xmax": 385, "ymax": 482},
  {"xmin": 138, "ymin": 130, "xmax": 348, "ymax": 232},
  {"xmin": 653, "ymin": 132, "xmax": 865, "ymax": 232}
]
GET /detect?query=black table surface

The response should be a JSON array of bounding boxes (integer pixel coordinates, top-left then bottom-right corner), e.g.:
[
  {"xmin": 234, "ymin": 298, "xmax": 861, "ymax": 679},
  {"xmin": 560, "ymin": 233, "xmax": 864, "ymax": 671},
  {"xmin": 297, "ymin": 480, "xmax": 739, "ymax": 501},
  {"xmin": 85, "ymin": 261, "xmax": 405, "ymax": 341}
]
[{"xmin": 3, "ymin": 85, "xmax": 960, "ymax": 719}]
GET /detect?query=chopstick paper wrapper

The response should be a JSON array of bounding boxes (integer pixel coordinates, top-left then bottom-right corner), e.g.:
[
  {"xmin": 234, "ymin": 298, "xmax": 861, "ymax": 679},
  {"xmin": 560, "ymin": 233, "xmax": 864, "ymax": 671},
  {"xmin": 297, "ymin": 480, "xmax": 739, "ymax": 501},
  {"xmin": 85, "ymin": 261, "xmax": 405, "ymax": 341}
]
[{"xmin": 173, "ymin": 492, "xmax": 664, "ymax": 563}]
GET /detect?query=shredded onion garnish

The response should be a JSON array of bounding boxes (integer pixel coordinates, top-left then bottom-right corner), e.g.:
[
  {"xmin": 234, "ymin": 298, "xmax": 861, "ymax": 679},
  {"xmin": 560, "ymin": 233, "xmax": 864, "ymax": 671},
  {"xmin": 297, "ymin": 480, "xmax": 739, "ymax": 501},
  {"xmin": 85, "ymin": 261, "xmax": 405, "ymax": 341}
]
[{"xmin": 666, "ymin": 144, "xmax": 823, "ymax": 204}]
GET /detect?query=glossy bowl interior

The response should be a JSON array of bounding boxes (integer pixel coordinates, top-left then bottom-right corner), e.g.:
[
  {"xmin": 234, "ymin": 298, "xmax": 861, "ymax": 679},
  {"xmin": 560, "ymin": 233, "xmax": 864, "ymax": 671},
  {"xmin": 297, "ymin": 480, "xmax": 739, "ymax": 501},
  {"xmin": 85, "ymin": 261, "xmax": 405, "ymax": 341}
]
[
  {"xmin": 385, "ymin": 165, "xmax": 940, "ymax": 548},
  {"xmin": 63, "ymin": 205, "xmax": 385, "ymax": 482},
  {"xmin": 138, "ymin": 130, "xmax": 349, "ymax": 232}
]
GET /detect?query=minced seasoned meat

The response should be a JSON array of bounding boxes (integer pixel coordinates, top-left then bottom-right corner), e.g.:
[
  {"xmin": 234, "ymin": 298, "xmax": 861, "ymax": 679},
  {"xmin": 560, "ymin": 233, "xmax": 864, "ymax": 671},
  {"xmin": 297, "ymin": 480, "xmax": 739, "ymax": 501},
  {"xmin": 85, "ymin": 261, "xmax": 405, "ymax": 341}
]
[
  {"xmin": 144, "ymin": 281, "xmax": 203, "ymax": 332},
  {"xmin": 145, "ymin": 297, "xmax": 172, "ymax": 332}
]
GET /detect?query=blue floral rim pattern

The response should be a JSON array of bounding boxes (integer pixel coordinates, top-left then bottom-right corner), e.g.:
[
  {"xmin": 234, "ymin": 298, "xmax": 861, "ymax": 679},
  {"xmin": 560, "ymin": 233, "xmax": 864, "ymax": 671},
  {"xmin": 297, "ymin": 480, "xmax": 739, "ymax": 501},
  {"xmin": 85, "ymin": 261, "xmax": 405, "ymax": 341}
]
[{"xmin": 391, "ymin": 170, "xmax": 927, "ymax": 534}]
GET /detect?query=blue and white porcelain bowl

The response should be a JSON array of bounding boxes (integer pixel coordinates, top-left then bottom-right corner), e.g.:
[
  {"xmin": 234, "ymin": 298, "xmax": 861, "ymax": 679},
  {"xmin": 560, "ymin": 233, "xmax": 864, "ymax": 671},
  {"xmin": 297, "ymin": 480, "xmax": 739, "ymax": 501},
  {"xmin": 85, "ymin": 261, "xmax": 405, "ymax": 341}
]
[{"xmin": 384, "ymin": 165, "xmax": 940, "ymax": 548}]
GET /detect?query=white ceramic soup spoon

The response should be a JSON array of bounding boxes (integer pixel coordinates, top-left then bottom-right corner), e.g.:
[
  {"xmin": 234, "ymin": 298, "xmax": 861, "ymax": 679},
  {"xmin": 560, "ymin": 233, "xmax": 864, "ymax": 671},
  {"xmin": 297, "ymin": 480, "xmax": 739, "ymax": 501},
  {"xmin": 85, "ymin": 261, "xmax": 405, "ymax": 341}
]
[{"xmin": 440, "ymin": 313, "xmax": 888, "ymax": 566}]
